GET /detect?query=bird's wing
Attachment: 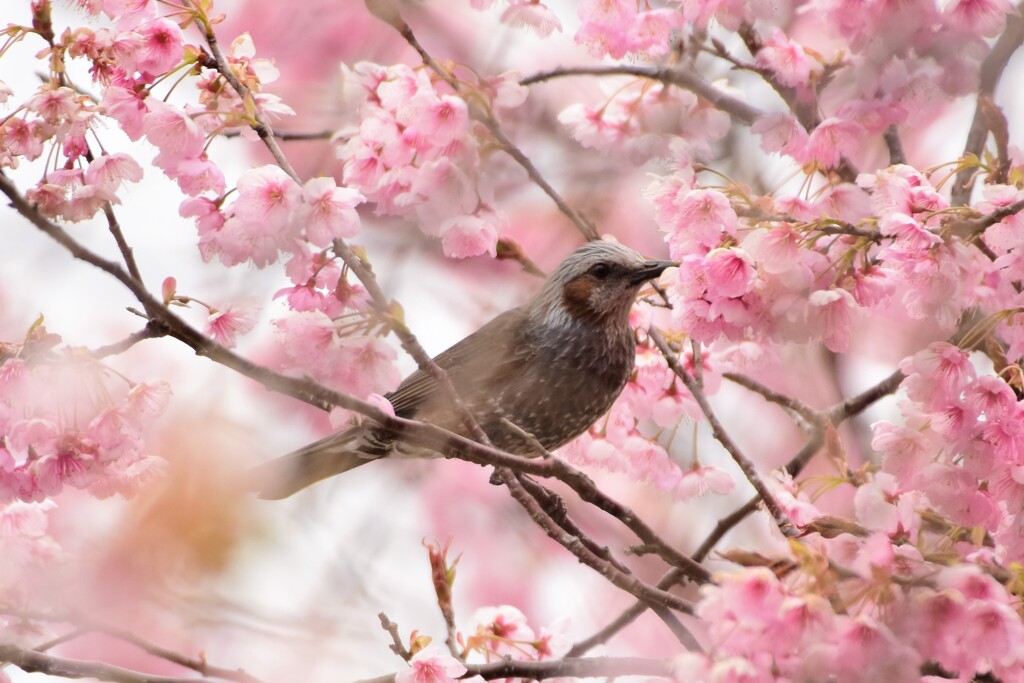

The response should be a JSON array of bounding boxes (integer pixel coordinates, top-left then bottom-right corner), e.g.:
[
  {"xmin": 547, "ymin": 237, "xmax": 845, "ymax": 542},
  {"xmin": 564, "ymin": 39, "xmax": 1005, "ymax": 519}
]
[{"xmin": 386, "ymin": 307, "xmax": 533, "ymax": 420}]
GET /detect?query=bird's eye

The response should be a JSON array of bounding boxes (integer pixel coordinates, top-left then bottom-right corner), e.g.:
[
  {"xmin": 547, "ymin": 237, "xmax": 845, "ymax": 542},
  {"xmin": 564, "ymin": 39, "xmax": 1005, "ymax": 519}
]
[{"xmin": 589, "ymin": 262, "xmax": 612, "ymax": 279}]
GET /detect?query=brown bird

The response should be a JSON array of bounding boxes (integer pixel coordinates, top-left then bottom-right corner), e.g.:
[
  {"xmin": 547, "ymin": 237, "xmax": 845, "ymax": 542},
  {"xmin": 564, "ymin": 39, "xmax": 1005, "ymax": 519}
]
[{"xmin": 256, "ymin": 241, "xmax": 675, "ymax": 499}]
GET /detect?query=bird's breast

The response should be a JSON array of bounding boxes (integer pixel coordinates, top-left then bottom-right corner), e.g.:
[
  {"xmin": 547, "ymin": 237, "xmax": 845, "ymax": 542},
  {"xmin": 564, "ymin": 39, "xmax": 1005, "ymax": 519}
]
[{"xmin": 487, "ymin": 323, "xmax": 635, "ymax": 453}]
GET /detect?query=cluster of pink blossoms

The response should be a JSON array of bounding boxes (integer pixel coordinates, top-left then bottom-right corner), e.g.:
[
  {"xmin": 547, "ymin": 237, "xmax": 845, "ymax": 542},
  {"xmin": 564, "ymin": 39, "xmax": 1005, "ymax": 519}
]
[
  {"xmin": 0, "ymin": 331, "xmax": 169, "ymax": 505},
  {"xmin": 562, "ymin": 331, "xmax": 735, "ymax": 502},
  {"xmin": 875, "ymin": 342, "xmax": 1024, "ymax": 561},
  {"xmin": 334, "ymin": 62, "xmax": 526, "ymax": 259},
  {"xmin": 676, "ymin": 562, "xmax": 1024, "ymax": 682},
  {"xmin": 647, "ymin": 162, "xmax": 1020, "ymax": 356},
  {"xmin": 394, "ymin": 605, "xmax": 568, "ymax": 683}
]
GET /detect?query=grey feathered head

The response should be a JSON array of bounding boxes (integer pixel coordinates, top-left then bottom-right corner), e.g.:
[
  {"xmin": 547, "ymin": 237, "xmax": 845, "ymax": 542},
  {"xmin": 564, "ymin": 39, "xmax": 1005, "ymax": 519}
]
[{"xmin": 530, "ymin": 241, "xmax": 675, "ymax": 328}]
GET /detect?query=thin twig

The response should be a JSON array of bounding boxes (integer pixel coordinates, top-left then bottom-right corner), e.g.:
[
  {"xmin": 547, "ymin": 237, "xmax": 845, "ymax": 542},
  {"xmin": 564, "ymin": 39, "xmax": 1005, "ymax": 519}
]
[
  {"xmin": 378, "ymin": 613, "xmax": 412, "ymax": 662},
  {"xmin": 90, "ymin": 322, "xmax": 167, "ymax": 358},
  {"xmin": 825, "ymin": 369, "xmax": 903, "ymax": 424},
  {"xmin": 521, "ymin": 65, "xmax": 762, "ymax": 124},
  {"xmin": 79, "ymin": 622, "xmax": 266, "ymax": 683},
  {"xmin": 722, "ymin": 372, "xmax": 819, "ymax": 425},
  {"xmin": 196, "ymin": 12, "xmax": 299, "ymax": 181},
  {"xmin": 221, "ymin": 129, "xmax": 333, "ymax": 141}
]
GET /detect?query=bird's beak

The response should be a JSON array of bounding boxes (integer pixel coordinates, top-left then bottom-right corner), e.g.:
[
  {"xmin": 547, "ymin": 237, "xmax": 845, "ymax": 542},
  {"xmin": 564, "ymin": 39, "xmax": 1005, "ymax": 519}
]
[{"xmin": 630, "ymin": 260, "xmax": 677, "ymax": 285}]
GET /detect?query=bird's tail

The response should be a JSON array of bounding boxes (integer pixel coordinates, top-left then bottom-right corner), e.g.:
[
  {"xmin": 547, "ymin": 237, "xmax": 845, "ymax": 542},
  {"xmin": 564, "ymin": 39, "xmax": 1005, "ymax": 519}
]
[{"xmin": 251, "ymin": 429, "xmax": 373, "ymax": 500}]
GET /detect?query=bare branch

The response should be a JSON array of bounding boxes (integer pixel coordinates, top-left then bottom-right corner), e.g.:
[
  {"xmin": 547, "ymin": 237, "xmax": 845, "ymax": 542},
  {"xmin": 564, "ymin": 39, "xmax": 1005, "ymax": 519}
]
[
  {"xmin": 650, "ymin": 328, "xmax": 796, "ymax": 536},
  {"xmin": 722, "ymin": 372, "xmax": 819, "ymax": 425},
  {"xmin": 499, "ymin": 468, "xmax": 695, "ymax": 614},
  {"xmin": 951, "ymin": 7, "xmax": 1024, "ymax": 205},
  {"xmin": 0, "ymin": 642, "xmax": 223, "ymax": 683},
  {"xmin": 521, "ymin": 64, "xmax": 763, "ymax": 124},
  {"xmin": 378, "ymin": 613, "xmax": 412, "ymax": 662},
  {"xmin": 221, "ymin": 129, "xmax": 334, "ymax": 141},
  {"xmin": 568, "ymin": 428, "xmax": 825, "ymax": 656},
  {"xmin": 884, "ymin": 125, "xmax": 906, "ymax": 165},
  {"xmin": 90, "ymin": 322, "xmax": 168, "ymax": 359},
  {"xmin": 825, "ymin": 369, "xmax": 904, "ymax": 425},
  {"xmin": 352, "ymin": 655, "xmax": 671, "ymax": 683}
]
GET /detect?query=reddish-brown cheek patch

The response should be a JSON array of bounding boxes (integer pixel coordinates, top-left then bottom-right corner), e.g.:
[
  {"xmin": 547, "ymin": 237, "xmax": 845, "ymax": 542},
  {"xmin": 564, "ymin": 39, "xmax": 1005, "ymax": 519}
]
[{"xmin": 562, "ymin": 276, "xmax": 600, "ymax": 321}]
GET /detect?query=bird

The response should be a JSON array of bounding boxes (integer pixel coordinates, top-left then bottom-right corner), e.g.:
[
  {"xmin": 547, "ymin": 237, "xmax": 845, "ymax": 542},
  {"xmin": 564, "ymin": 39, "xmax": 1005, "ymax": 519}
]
[{"xmin": 255, "ymin": 241, "xmax": 676, "ymax": 499}]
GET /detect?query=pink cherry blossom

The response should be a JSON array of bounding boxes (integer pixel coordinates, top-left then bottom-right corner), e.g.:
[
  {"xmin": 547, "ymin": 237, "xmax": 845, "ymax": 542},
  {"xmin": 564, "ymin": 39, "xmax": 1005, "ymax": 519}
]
[
  {"xmin": 142, "ymin": 102, "xmax": 206, "ymax": 166},
  {"xmin": 84, "ymin": 153, "xmax": 144, "ymax": 192},
  {"xmin": 752, "ymin": 112, "xmax": 810, "ymax": 161},
  {"xmin": 439, "ymin": 208, "xmax": 503, "ymax": 258},
  {"xmin": 705, "ymin": 248, "xmax": 755, "ymax": 299},
  {"xmin": 808, "ymin": 287, "xmax": 858, "ymax": 352},
  {"xmin": 662, "ymin": 189, "xmax": 738, "ymax": 256},
  {"xmin": 755, "ymin": 29, "xmax": 815, "ymax": 88},
  {"xmin": 205, "ymin": 304, "xmax": 259, "ymax": 348},
  {"xmin": 101, "ymin": 86, "xmax": 148, "ymax": 140},
  {"xmin": 232, "ymin": 165, "xmax": 302, "ymax": 229},
  {"xmin": 299, "ymin": 177, "xmax": 364, "ymax": 246},
  {"xmin": 675, "ymin": 465, "xmax": 735, "ymax": 501},
  {"xmin": 395, "ymin": 645, "xmax": 467, "ymax": 683},
  {"xmin": 134, "ymin": 18, "xmax": 184, "ymax": 75},
  {"xmin": 501, "ymin": 1, "xmax": 563, "ymax": 37},
  {"xmin": 945, "ymin": 0, "xmax": 1014, "ymax": 36},
  {"xmin": 806, "ymin": 117, "xmax": 863, "ymax": 169}
]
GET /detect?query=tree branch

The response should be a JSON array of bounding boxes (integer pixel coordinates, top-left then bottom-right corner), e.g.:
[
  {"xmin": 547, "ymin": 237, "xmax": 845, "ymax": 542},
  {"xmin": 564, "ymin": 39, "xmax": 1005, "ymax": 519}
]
[
  {"xmin": 499, "ymin": 468, "xmax": 695, "ymax": 614},
  {"xmin": 0, "ymin": 643, "xmax": 224, "ymax": 683},
  {"xmin": 521, "ymin": 64, "xmax": 762, "ymax": 124},
  {"xmin": 352, "ymin": 655, "xmax": 670, "ymax": 683},
  {"xmin": 650, "ymin": 328, "xmax": 796, "ymax": 536},
  {"xmin": 950, "ymin": 6, "xmax": 1024, "ymax": 205}
]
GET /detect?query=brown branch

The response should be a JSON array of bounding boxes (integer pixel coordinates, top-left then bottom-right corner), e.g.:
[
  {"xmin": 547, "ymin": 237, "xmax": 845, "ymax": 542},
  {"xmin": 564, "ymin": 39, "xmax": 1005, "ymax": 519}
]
[
  {"xmin": 0, "ymin": 643, "xmax": 223, "ymax": 683},
  {"xmin": 567, "ymin": 428, "xmax": 824, "ymax": 656},
  {"xmin": 196, "ymin": 12, "xmax": 299, "ymax": 181},
  {"xmin": 825, "ymin": 369, "xmax": 904, "ymax": 425},
  {"xmin": 499, "ymin": 468, "xmax": 695, "ymax": 614},
  {"xmin": 963, "ymin": 197, "xmax": 1024, "ymax": 237},
  {"xmin": 521, "ymin": 64, "xmax": 762, "ymax": 124},
  {"xmin": 378, "ymin": 613, "xmax": 412, "ymax": 662},
  {"xmin": 722, "ymin": 372, "xmax": 819, "ymax": 425},
  {"xmin": 513, "ymin": 475, "xmax": 701, "ymax": 650},
  {"xmin": 352, "ymin": 655, "xmax": 670, "ymax": 683},
  {"xmin": 76, "ymin": 623, "xmax": 265, "ymax": 683},
  {"xmin": 102, "ymin": 200, "xmax": 141, "ymax": 283},
  {"xmin": 650, "ymin": 328, "xmax": 796, "ymax": 536},
  {"xmin": 90, "ymin": 322, "xmax": 167, "ymax": 359},
  {"xmin": 884, "ymin": 125, "xmax": 906, "ymax": 165},
  {"xmin": 221, "ymin": 129, "xmax": 334, "ymax": 141},
  {"xmin": 951, "ymin": 6, "xmax": 1024, "ymax": 206}
]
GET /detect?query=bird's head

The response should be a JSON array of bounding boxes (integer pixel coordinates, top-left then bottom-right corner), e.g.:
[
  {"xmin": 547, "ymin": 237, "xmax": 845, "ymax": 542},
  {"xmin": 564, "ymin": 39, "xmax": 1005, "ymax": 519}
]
[{"xmin": 531, "ymin": 241, "xmax": 676, "ymax": 328}]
